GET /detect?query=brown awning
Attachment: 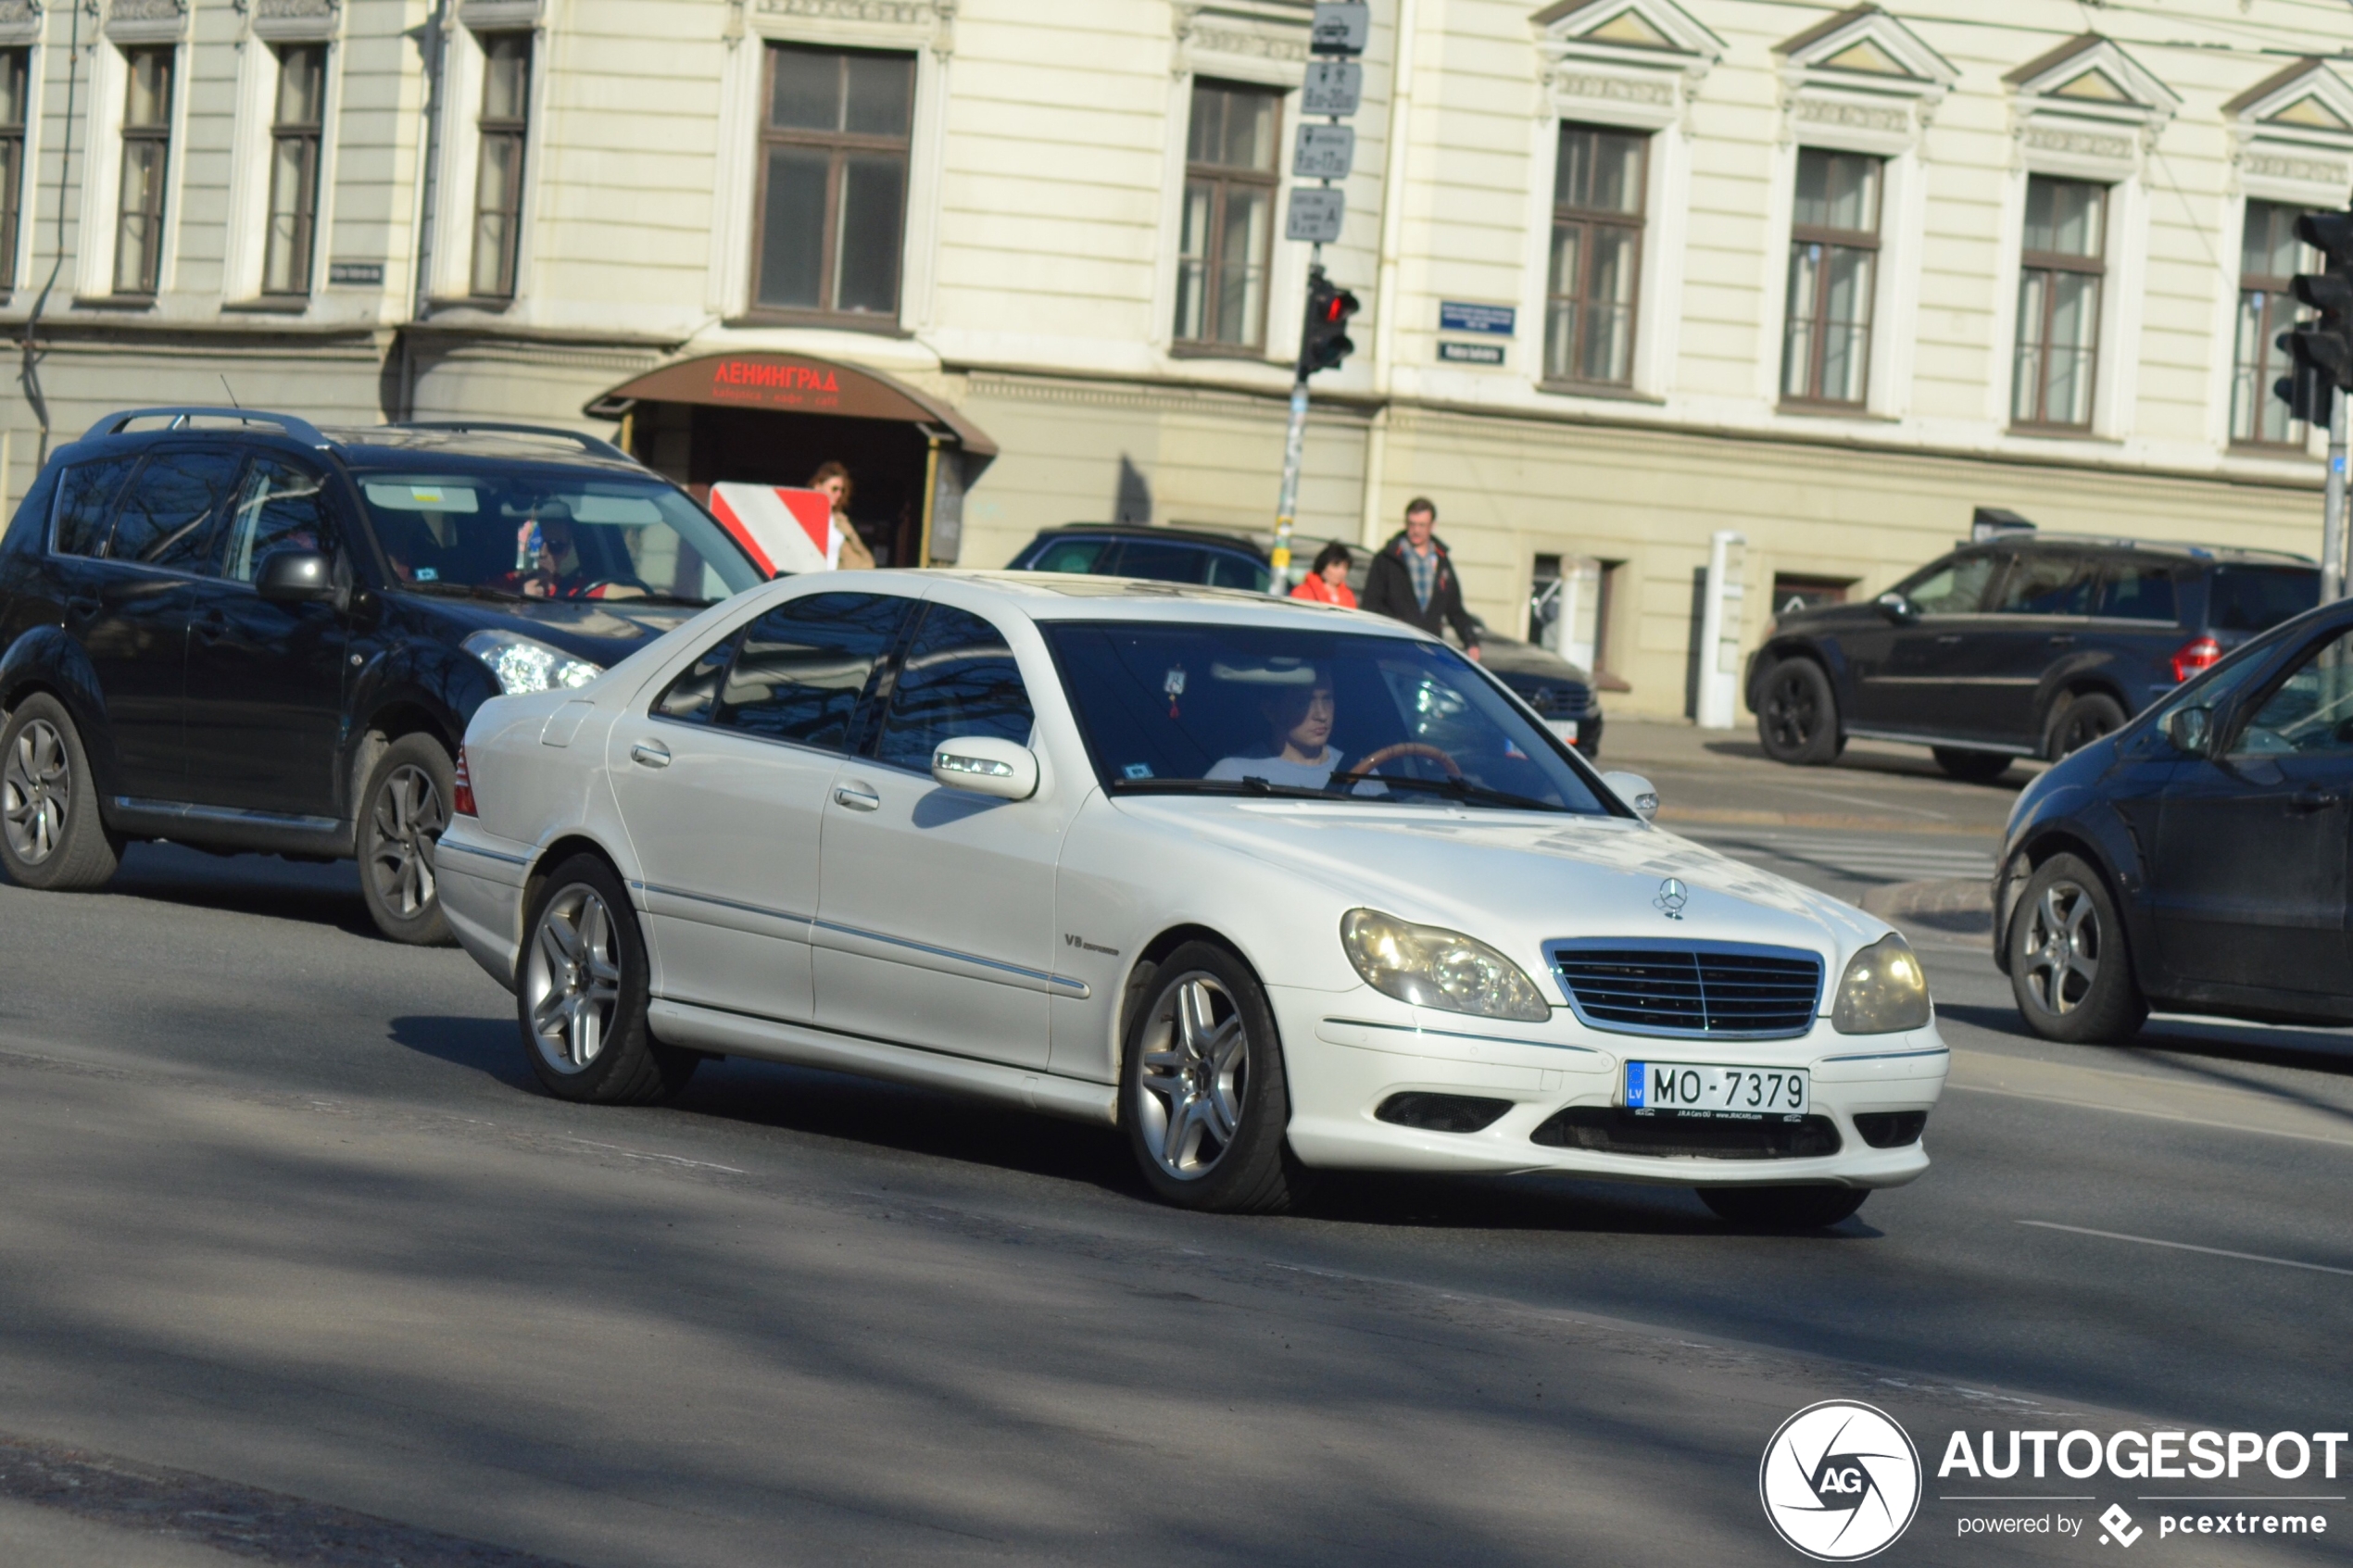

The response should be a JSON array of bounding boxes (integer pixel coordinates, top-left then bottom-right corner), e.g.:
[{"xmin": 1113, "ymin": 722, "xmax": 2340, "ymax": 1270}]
[{"xmin": 585, "ymin": 351, "xmax": 998, "ymax": 462}]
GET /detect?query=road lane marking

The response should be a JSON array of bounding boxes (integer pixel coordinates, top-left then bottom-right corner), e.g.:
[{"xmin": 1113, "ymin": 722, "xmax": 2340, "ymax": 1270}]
[
  {"xmin": 560, "ymin": 1135, "xmax": 745, "ymax": 1174},
  {"xmin": 2018, "ymin": 1220, "xmax": 2353, "ymax": 1278},
  {"xmin": 1945, "ymin": 1050, "xmax": 2353, "ymax": 1148}
]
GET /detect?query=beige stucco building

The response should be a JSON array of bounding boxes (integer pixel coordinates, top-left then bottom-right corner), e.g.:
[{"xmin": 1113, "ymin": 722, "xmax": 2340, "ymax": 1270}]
[{"xmin": 3, "ymin": 0, "xmax": 2349, "ymax": 715}]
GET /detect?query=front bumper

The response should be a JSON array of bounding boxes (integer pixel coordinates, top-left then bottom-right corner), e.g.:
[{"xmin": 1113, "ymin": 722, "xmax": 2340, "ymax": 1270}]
[{"xmin": 1272, "ymin": 984, "xmax": 1944, "ymax": 1187}]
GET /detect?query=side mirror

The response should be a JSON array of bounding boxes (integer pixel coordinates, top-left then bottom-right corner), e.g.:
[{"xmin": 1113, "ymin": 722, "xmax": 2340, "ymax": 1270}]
[
  {"xmin": 1601, "ymin": 770, "xmax": 1659, "ymax": 822},
  {"xmin": 932, "ymin": 735, "xmax": 1039, "ymax": 800},
  {"xmin": 1875, "ymin": 591, "xmax": 1918, "ymax": 624},
  {"xmin": 255, "ymin": 547, "xmax": 335, "ymax": 604},
  {"xmin": 2167, "ymin": 706, "xmax": 2212, "ymax": 757}
]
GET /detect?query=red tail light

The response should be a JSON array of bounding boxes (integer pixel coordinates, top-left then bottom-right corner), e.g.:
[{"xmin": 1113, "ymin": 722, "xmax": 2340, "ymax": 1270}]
[
  {"xmin": 451, "ymin": 746, "xmax": 478, "ymax": 817},
  {"xmin": 2171, "ymin": 636, "xmax": 2221, "ymax": 684}
]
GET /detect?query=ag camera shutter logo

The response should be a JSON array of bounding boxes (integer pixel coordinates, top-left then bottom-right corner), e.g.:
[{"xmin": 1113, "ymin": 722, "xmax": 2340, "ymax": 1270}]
[{"xmin": 1760, "ymin": 1400, "xmax": 1922, "ymax": 1561}]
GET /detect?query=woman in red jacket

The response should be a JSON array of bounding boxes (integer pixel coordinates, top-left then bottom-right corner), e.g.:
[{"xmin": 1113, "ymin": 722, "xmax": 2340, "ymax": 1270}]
[{"xmin": 1290, "ymin": 541, "xmax": 1357, "ymax": 608}]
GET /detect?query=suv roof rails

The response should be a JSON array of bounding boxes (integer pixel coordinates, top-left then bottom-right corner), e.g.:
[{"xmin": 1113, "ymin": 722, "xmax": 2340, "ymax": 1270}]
[
  {"xmin": 384, "ymin": 420, "xmax": 635, "ymax": 464},
  {"xmin": 82, "ymin": 407, "xmax": 330, "ymax": 448}
]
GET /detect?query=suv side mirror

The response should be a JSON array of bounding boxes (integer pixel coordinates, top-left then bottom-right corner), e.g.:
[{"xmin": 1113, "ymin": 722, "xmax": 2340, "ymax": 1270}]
[
  {"xmin": 1875, "ymin": 591, "xmax": 1918, "ymax": 624},
  {"xmin": 256, "ymin": 548, "xmax": 336, "ymax": 604},
  {"xmin": 2167, "ymin": 706, "xmax": 2212, "ymax": 756}
]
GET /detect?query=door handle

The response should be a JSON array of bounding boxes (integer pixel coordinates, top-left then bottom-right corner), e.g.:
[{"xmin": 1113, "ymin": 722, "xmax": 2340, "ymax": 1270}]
[
  {"xmin": 191, "ymin": 610, "xmax": 228, "ymax": 644},
  {"xmin": 63, "ymin": 595, "xmax": 100, "ymax": 621},
  {"xmin": 629, "ymin": 739, "xmax": 671, "ymax": 770},
  {"xmin": 2047, "ymin": 633, "xmax": 2075, "ymax": 646},
  {"xmin": 1934, "ymin": 633, "xmax": 1964, "ymax": 645},
  {"xmin": 2289, "ymin": 787, "xmax": 2343, "ymax": 812},
  {"xmin": 832, "ymin": 782, "xmax": 881, "ymax": 812}
]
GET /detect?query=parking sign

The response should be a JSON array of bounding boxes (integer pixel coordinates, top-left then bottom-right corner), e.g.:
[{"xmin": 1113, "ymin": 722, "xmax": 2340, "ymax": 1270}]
[
  {"xmin": 1294, "ymin": 124, "xmax": 1355, "ymax": 181},
  {"xmin": 1302, "ymin": 60, "xmax": 1362, "ymax": 118},
  {"xmin": 1286, "ymin": 188, "xmax": 1346, "ymax": 244}
]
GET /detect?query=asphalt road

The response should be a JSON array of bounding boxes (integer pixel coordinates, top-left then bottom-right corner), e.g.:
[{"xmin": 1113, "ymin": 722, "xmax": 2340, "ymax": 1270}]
[{"xmin": 0, "ymin": 724, "xmax": 2347, "ymax": 1566}]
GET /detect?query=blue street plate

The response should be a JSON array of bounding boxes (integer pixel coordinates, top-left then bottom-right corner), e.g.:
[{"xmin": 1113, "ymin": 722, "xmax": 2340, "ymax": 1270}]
[{"xmin": 1624, "ymin": 1060, "xmax": 1810, "ymax": 1117}]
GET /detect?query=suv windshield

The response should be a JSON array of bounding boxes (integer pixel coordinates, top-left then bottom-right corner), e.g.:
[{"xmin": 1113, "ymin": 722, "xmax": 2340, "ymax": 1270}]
[
  {"xmin": 2208, "ymin": 566, "xmax": 2319, "ymax": 633},
  {"xmin": 1045, "ymin": 622, "xmax": 1612, "ymax": 814},
  {"xmin": 351, "ymin": 466, "xmax": 761, "ymax": 605}
]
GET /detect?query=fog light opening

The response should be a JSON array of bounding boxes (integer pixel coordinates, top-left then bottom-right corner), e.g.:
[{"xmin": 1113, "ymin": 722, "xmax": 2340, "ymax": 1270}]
[
  {"xmin": 1375, "ymin": 1092, "xmax": 1514, "ymax": 1134},
  {"xmin": 1853, "ymin": 1110, "xmax": 1928, "ymax": 1148}
]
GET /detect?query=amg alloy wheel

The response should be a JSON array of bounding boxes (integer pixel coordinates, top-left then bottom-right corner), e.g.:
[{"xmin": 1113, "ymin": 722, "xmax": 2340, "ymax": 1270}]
[
  {"xmin": 0, "ymin": 695, "xmax": 120, "ymax": 892},
  {"xmin": 1122, "ymin": 941, "xmax": 1299, "ymax": 1212},
  {"xmin": 2007, "ymin": 853, "xmax": 2145, "ymax": 1044},
  {"xmin": 525, "ymin": 882, "xmax": 624, "ymax": 1078},
  {"xmin": 517, "ymin": 852, "xmax": 697, "ymax": 1104}
]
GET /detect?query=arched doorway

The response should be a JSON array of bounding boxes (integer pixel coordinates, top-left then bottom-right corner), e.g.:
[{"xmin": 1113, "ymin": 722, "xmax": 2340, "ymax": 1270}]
[{"xmin": 585, "ymin": 353, "xmax": 997, "ymax": 568}]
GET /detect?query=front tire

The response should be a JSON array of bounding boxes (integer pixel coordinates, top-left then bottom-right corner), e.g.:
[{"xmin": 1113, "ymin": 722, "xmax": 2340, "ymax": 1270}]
[
  {"xmin": 359, "ymin": 734, "xmax": 456, "ymax": 945},
  {"xmin": 2045, "ymin": 692, "xmax": 2127, "ymax": 760},
  {"xmin": 2007, "ymin": 852, "xmax": 2146, "ymax": 1044},
  {"xmin": 1700, "ymin": 1185, "xmax": 1868, "ymax": 1230},
  {"xmin": 1755, "ymin": 659, "xmax": 1841, "ymax": 765},
  {"xmin": 1932, "ymin": 746, "xmax": 2014, "ymax": 784},
  {"xmin": 519, "ymin": 853, "xmax": 697, "ymax": 1104},
  {"xmin": 0, "ymin": 694, "xmax": 121, "ymax": 891},
  {"xmin": 1121, "ymin": 942, "xmax": 1299, "ymax": 1213}
]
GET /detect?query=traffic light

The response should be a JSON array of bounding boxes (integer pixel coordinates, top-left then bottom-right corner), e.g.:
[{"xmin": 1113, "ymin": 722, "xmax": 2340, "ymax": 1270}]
[
  {"xmin": 1299, "ymin": 265, "xmax": 1359, "ymax": 376},
  {"xmin": 2277, "ymin": 209, "xmax": 2353, "ymax": 417}
]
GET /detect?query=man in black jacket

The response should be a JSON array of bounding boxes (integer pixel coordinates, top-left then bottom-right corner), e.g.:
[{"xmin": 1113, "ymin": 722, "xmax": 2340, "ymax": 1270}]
[{"xmin": 1359, "ymin": 497, "xmax": 1482, "ymax": 660}]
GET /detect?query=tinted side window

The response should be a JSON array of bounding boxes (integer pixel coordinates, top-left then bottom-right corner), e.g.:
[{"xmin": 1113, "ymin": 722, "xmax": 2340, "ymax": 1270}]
[
  {"xmin": 1206, "ymin": 553, "xmax": 1272, "ymax": 591},
  {"xmin": 1030, "ymin": 537, "xmax": 1108, "ymax": 573},
  {"xmin": 222, "ymin": 458, "xmax": 335, "ymax": 583},
  {"xmin": 50, "ymin": 457, "xmax": 140, "ymax": 558},
  {"xmin": 109, "ymin": 450, "xmax": 247, "ymax": 572},
  {"xmin": 716, "ymin": 591, "xmax": 914, "ymax": 750},
  {"xmin": 2232, "ymin": 628, "xmax": 2353, "ymax": 757},
  {"xmin": 1898, "ymin": 553, "xmax": 1997, "ymax": 615},
  {"xmin": 1991, "ymin": 552, "xmax": 2093, "ymax": 615},
  {"xmin": 2095, "ymin": 560, "xmax": 2178, "ymax": 622},
  {"xmin": 654, "ymin": 635, "xmax": 737, "ymax": 723},
  {"xmin": 1112, "ymin": 540, "xmax": 1212, "ymax": 583},
  {"xmin": 2208, "ymin": 567, "xmax": 2321, "ymax": 633},
  {"xmin": 874, "ymin": 604, "xmax": 1034, "ymax": 771}
]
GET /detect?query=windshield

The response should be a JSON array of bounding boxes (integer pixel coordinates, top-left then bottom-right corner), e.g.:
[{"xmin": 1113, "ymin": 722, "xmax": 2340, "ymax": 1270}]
[
  {"xmin": 1045, "ymin": 622, "xmax": 1614, "ymax": 814},
  {"xmin": 351, "ymin": 467, "xmax": 761, "ymax": 605}
]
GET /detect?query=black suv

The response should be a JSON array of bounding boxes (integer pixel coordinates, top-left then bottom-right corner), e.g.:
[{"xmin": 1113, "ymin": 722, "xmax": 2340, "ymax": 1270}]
[
  {"xmin": 1745, "ymin": 535, "xmax": 2319, "ymax": 780},
  {"xmin": 0, "ymin": 408, "xmax": 761, "ymax": 940}
]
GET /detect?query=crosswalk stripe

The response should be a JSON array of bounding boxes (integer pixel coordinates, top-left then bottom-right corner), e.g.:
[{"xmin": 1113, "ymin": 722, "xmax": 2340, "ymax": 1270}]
[{"xmin": 1675, "ymin": 826, "xmax": 1995, "ymax": 883}]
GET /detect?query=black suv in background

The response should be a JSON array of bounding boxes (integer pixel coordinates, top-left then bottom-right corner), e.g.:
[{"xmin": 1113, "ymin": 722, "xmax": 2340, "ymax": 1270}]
[
  {"xmin": 1745, "ymin": 535, "xmax": 2318, "ymax": 780},
  {"xmin": 0, "ymin": 408, "xmax": 761, "ymax": 940}
]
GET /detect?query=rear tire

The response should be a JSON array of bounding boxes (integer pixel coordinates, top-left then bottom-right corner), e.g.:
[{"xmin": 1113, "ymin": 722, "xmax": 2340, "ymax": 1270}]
[
  {"xmin": 0, "ymin": 694, "xmax": 121, "ymax": 892},
  {"xmin": 1121, "ymin": 942, "xmax": 1300, "ymax": 1213},
  {"xmin": 1755, "ymin": 659, "xmax": 1841, "ymax": 765},
  {"xmin": 1699, "ymin": 1185, "xmax": 1868, "ymax": 1230},
  {"xmin": 359, "ymin": 734, "xmax": 456, "ymax": 945},
  {"xmin": 519, "ymin": 852, "xmax": 698, "ymax": 1104},
  {"xmin": 2045, "ymin": 692, "xmax": 2127, "ymax": 760},
  {"xmin": 1931, "ymin": 747, "xmax": 2014, "ymax": 784},
  {"xmin": 2007, "ymin": 852, "xmax": 2146, "ymax": 1044}
]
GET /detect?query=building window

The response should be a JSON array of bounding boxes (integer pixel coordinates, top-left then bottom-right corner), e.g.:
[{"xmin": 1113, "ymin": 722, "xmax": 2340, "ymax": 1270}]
[
  {"xmin": 1781, "ymin": 149, "xmax": 1881, "ymax": 407},
  {"xmin": 262, "ymin": 46, "xmax": 325, "ymax": 296},
  {"xmin": 0, "ymin": 50, "xmax": 25, "ymax": 293},
  {"xmin": 1174, "ymin": 79, "xmax": 1279, "ymax": 350},
  {"xmin": 2233, "ymin": 199, "xmax": 2310, "ymax": 447},
  {"xmin": 1544, "ymin": 124, "xmax": 1646, "ymax": 387},
  {"xmin": 470, "ymin": 32, "xmax": 530, "ymax": 299},
  {"xmin": 753, "ymin": 44, "xmax": 913, "ymax": 319},
  {"xmin": 114, "ymin": 47, "xmax": 174, "ymax": 296},
  {"xmin": 2011, "ymin": 175, "xmax": 2106, "ymax": 431}
]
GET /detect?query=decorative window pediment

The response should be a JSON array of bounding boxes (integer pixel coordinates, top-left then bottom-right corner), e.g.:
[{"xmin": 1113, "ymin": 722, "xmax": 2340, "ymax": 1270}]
[
  {"xmin": 1173, "ymin": 2, "xmax": 1310, "ymax": 88},
  {"xmin": 2224, "ymin": 57, "xmax": 2353, "ymax": 201},
  {"xmin": 0, "ymin": 0, "xmax": 39, "ymax": 46},
  {"xmin": 1531, "ymin": 0, "xmax": 1722, "ymax": 130},
  {"xmin": 1773, "ymin": 6, "xmax": 1955, "ymax": 151},
  {"xmin": 2004, "ymin": 34, "xmax": 2176, "ymax": 175},
  {"xmin": 105, "ymin": 0, "xmax": 186, "ymax": 44}
]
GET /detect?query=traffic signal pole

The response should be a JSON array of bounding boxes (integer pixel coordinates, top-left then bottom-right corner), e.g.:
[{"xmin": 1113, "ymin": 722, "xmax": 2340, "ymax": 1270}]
[
  {"xmin": 2284, "ymin": 209, "xmax": 2353, "ymax": 599},
  {"xmin": 1273, "ymin": 319, "xmax": 1314, "ymax": 592},
  {"xmin": 2329, "ymin": 395, "xmax": 2347, "ymax": 602}
]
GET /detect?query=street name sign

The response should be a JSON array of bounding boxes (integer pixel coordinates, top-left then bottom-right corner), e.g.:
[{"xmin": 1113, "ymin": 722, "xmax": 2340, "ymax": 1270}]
[
  {"xmin": 1294, "ymin": 125, "xmax": 1355, "ymax": 181},
  {"xmin": 1439, "ymin": 301, "xmax": 1516, "ymax": 336},
  {"xmin": 1286, "ymin": 188, "xmax": 1346, "ymax": 244},
  {"xmin": 1439, "ymin": 342, "xmax": 1505, "ymax": 366}
]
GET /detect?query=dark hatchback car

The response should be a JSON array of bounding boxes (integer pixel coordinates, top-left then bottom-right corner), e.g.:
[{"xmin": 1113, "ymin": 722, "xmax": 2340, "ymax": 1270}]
[
  {"xmin": 0, "ymin": 408, "xmax": 760, "ymax": 940},
  {"xmin": 1008, "ymin": 522, "xmax": 1604, "ymax": 754},
  {"xmin": 1745, "ymin": 536, "xmax": 2319, "ymax": 780},
  {"xmin": 1995, "ymin": 595, "xmax": 2353, "ymax": 1041}
]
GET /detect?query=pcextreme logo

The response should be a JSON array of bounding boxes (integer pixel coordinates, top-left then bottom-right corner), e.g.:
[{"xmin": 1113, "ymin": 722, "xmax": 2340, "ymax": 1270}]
[{"xmin": 1761, "ymin": 1401, "xmax": 1924, "ymax": 1562}]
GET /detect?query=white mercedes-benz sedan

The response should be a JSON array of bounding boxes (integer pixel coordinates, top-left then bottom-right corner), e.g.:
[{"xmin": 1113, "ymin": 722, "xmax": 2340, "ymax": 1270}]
[{"xmin": 437, "ymin": 571, "xmax": 1945, "ymax": 1225}]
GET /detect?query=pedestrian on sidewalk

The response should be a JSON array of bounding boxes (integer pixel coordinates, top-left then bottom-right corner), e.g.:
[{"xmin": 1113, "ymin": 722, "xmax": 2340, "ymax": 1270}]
[
  {"xmin": 809, "ymin": 461, "xmax": 877, "ymax": 571},
  {"xmin": 1290, "ymin": 541, "xmax": 1357, "ymax": 608},
  {"xmin": 1360, "ymin": 497, "xmax": 1481, "ymax": 659}
]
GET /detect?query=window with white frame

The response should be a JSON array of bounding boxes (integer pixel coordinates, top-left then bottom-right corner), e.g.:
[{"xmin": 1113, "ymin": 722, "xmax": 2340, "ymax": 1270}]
[
  {"xmin": 261, "ymin": 45, "xmax": 325, "ymax": 297},
  {"xmin": 1543, "ymin": 123, "xmax": 1646, "ymax": 388},
  {"xmin": 0, "ymin": 49, "xmax": 24, "ymax": 293},
  {"xmin": 1174, "ymin": 78, "xmax": 1280, "ymax": 351},
  {"xmin": 114, "ymin": 46, "xmax": 173, "ymax": 296},
  {"xmin": 1781, "ymin": 148, "xmax": 1882, "ymax": 407},
  {"xmin": 2011, "ymin": 174, "xmax": 2107, "ymax": 431},
  {"xmin": 2232, "ymin": 200, "xmax": 2312, "ymax": 448},
  {"xmin": 470, "ymin": 32, "xmax": 530, "ymax": 299}
]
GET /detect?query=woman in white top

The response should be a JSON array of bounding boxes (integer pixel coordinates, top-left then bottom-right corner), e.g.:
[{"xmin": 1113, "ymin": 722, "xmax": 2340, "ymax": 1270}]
[{"xmin": 1206, "ymin": 671, "xmax": 1342, "ymax": 788}]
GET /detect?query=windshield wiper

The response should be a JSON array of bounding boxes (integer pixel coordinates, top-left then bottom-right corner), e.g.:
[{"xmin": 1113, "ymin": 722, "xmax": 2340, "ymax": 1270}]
[
  {"xmin": 1343, "ymin": 773, "xmax": 1570, "ymax": 813},
  {"xmin": 1110, "ymin": 778, "xmax": 1335, "ymax": 801}
]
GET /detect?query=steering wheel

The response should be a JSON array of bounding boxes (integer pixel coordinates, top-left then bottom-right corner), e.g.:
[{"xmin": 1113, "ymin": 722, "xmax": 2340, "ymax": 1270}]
[{"xmin": 1330, "ymin": 742, "xmax": 1464, "ymax": 791}]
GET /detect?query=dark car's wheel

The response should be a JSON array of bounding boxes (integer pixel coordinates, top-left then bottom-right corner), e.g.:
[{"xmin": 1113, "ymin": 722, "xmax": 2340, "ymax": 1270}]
[
  {"xmin": 2007, "ymin": 853, "xmax": 2146, "ymax": 1044},
  {"xmin": 359, "ymin": 734, "xmax": 457, "ymax": 945},
  {"xmin": 520, "ymin": 853, "xmax": 698, "ymax": 1104},
  {"xmin": 1122, "ymin": 942, "xmax": 1300, "ymax": 1213},
  {"xmin": 1931, "ymin": 747, "xmax": 2014, "ymax": 784},
  {"xmin": 0, "ymin": 694, "xmax": 121, "ymax": 892},
  {"xmin": 1699, "ymin": 1185, "xmax": 1868, "ymax": 1230},
  {"xmin": 2045, "ymin": 692, "xmax": 2127, "ymax": 760},
  {"xmin": 1755, "ymin": 659, "xmax": 1841, "ymax": 765}
]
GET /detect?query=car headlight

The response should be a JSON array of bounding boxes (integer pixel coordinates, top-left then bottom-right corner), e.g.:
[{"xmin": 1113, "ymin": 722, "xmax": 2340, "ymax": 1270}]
[
  {"xmin": 1831, "ymin": 933, "xmax": 1931, "ymax": 1035},
  {"xmin": 1340, "ymin": 909, "xmax": 1551, "ymax": 1022},
  {"xmin": 463, "ymin": 630, "xmax": 603, "ymax": 696}
]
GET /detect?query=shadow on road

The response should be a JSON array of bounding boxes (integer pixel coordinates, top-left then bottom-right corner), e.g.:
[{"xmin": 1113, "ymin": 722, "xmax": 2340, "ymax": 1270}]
[
  {"xmin": 1942, "ymin": 999, "xmax": 2353, "ymax": 1081},
  {"xmin": 387, "ymin": 1014, "xmax": 539, "ymax": 1091},
  {"xmin": 87, "ymin": 844, "xmax": 379, "ymax": 939},
  {"xmin": 1700, "ymin": 734, "xmax": 2034, "ymax": 790}
]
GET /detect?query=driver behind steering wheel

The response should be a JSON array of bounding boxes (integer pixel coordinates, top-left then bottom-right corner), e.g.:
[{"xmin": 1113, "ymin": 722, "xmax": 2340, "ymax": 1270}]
[
  {"xmin": 1208, "ymin": 670, "xmax": 1347, "ymax": 789},
  {"xmin": 516, "ymin": 508, "xmax": 648, "ymax": 601}
]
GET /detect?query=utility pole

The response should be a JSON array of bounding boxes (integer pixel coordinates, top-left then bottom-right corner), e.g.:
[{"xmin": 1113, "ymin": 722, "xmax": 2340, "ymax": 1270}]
[
  {"xmin": 2279, "ymin": 209, "xmax": 2353, "ymax": 598},
  {"xmin": 1270, "ymin": 1, "xmax": 1368, "ymax": 594}
]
